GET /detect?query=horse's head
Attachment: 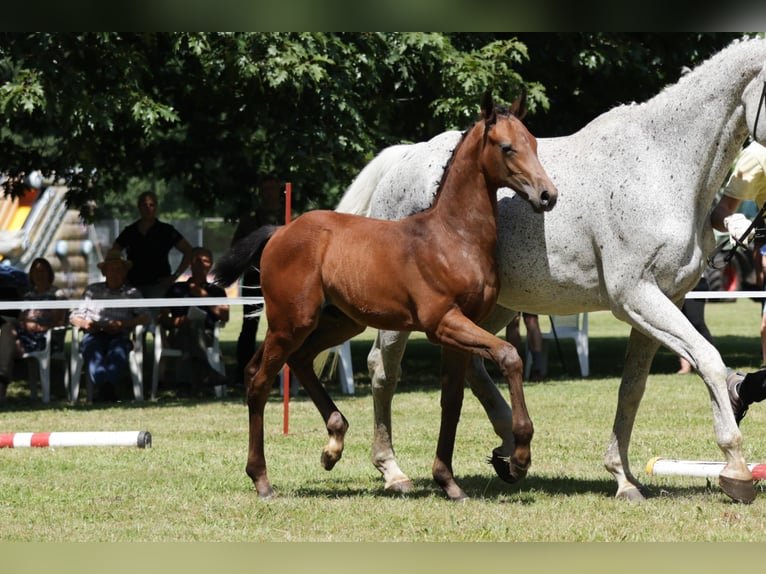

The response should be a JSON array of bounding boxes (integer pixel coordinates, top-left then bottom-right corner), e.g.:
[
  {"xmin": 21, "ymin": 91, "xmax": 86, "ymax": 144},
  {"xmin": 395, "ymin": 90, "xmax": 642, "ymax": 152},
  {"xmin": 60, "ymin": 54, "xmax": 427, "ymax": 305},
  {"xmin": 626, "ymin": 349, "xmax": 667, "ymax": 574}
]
[
  {"xmin": 480, "ymin": 91, "xmax": 558, "ymax": 213},
  {"xmin": 745, "ymin": 66, "xmax": 766, "ymax": 145}
]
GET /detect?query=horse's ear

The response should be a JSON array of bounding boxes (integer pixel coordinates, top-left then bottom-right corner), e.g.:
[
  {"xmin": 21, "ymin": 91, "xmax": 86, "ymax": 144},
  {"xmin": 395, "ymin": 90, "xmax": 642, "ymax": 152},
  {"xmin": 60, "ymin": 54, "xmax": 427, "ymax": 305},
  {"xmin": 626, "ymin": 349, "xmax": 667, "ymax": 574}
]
[
  {"xmin": 510, "ymin": 85, "xmax": 528, "ymax": 120},
  {"xmin": 481, "ymin": 91, "xmax": 496, "ymax": 122}
]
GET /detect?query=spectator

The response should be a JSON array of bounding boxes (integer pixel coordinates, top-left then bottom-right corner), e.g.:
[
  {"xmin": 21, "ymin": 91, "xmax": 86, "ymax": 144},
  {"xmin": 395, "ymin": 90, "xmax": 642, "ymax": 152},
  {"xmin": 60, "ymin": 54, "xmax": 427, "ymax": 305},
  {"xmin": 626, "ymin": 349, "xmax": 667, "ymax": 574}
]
[
  {"xmin": 506, "ymin": 312, "xmax": 545, "ymax": 381},
  {"xmin": 16, "ymin": 258, "xmax": 68, "ymax": 398},
  {"xmin": 69, "ymin": 249, "xmax": 151, "ymax": 402},
  {"xmin": 230, "ymin": 174, "xmax": 283, "ymax": 385},
  {"xmin": 112, "ymin": 191, "xmax": 193, "ymax": 299},
  {"xmin": 709, "ymin": 141, "xmax": 766, "ymax": 423},
  {"xmin": 158, "ymin": 246, "xmax": 230, "ymax": 392}
]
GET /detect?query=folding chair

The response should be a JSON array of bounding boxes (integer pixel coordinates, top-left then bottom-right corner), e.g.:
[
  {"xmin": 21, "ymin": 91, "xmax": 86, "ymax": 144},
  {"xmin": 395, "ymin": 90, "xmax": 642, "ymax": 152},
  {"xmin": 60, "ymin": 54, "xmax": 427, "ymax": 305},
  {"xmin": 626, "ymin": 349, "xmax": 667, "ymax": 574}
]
[
  {"xmin": 21, "ymin": 325, "xmax": 70, "ymax": 403},
  {"xmin": 151, "ymin": 319, "xmax": 226, "ymax": 400}
]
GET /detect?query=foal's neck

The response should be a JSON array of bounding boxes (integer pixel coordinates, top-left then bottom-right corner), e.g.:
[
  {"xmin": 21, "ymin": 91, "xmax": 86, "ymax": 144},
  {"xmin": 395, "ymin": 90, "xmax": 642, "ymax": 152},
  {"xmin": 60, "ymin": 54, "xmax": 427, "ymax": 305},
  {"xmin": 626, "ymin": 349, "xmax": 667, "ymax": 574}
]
[{"xmin": 427, "ymin": 125, "xmax": 499, "ymax": 243}]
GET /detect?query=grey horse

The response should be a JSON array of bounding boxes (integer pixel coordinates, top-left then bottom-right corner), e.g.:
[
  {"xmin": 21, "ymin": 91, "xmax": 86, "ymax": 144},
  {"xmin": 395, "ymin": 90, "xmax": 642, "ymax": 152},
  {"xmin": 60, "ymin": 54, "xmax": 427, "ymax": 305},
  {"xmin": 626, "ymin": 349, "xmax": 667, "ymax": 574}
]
[{"xmin": 335, "ymin": 37, "xmax": 766, "ymax": 503}]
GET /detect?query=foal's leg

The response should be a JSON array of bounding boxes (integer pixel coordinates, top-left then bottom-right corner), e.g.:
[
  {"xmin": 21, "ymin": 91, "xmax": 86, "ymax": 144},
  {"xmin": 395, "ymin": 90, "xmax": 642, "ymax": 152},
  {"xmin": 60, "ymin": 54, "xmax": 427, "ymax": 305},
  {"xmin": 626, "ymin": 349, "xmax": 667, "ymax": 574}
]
[
  {"xmin": 245, "ymin": 332, "xmax": 298, "ymax": 498},
  {"xmin": 433, "ymin": 347, "xmax": 470, "ymax": 500},
  {"xmin": 470, "ymin": 305, "xmax": 519, "ymax": 482},
  {"xmin": 432, "ymin": 309, "xmax": 533, "ymax": 498},
  {"xmin": 288, "ymin": 309, "xmax": 365, "ymax": 470},
  {"xmin": 368, "ymin": 329, "xmax": 415, "ymax": 492}
]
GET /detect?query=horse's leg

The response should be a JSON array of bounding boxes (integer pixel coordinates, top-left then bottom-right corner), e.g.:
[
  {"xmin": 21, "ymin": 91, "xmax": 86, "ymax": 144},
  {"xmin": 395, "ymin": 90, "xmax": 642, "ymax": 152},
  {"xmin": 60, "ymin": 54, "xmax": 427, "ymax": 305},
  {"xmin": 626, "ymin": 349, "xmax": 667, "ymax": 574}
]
[
  {"xmin": 432, "ymin": 347, "xmax": 469, "ymax": 501},
  {"xmin": 433, "ymin": 309, "xmax": 533, "ymax": 490},
  {"xmin": 610, "ymin": 291, "xmax": 754, "ymax": 503},
  {"xmin": 469, "ymin": 305, "xmax": 519, "ymax": 482},
  {"xmin": 288, "ymin": 308, "xmax": 365, "ymax": 471},
  {"xmin": 603, "ymin": 327, "xmax": 658, "ymax": 502},
  {"xmin": 367, "ymin": 329, "xmax": 414, "ymax": 492}
]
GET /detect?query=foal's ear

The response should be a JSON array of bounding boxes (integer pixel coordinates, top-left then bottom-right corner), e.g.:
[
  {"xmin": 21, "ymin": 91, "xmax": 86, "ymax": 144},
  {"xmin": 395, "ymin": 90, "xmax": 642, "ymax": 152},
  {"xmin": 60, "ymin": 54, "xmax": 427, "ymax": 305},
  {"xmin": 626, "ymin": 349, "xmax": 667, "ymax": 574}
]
[
  {"xmin": 481, "ymin": 91, "xmax": 496, "ymax": 122},
  {"xmin": 510, "ymin": 85, "xmax": 528, "ymax": 120}
]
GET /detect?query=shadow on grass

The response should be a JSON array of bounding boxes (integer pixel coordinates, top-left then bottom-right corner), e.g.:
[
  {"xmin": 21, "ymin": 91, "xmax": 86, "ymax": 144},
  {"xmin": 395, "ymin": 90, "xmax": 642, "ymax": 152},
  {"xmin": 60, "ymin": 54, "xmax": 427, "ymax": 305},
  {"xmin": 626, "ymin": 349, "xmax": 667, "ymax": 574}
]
[{"xmin": 287, "ymin": 471, "xmax": 716, "ymax": 502}]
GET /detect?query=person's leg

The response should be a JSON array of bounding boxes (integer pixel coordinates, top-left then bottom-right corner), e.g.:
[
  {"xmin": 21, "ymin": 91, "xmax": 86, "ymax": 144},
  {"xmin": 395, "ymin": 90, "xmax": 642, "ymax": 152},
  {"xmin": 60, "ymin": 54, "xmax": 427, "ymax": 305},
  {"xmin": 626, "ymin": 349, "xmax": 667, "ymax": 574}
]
[
  {"xmin": 524, "ymin": 313, "xmax": 546, "ymax": 380},
  {"xmin": 760, "ymin": 307, "xmax": 766, "ymax": 367},
  {"xmin": 236, "ymin": 305, "xmax": 260, "ymax": 383},
  {"xmin": 727, "ymin": 367, "xmax": 766, "ymax": 424},
  {"xmin": 0, "ymin": 318, "xmax": 17, "ymax": 393},
  {"xmin": 504, "ymin": 312, "xmax": 521, "ymax": 351}
]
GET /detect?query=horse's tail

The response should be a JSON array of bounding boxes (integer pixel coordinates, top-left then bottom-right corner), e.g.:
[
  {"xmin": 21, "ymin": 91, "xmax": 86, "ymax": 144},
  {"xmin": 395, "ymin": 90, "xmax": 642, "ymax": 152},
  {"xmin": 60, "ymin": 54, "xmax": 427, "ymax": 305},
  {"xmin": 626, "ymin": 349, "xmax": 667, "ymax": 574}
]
[
  {"xmin": 213, "ymin": 225, "xmax": 280, "ymax": 287},
  {"xmin": 335, "ymin": 144, "xmax": 409, "ymax": 216}
]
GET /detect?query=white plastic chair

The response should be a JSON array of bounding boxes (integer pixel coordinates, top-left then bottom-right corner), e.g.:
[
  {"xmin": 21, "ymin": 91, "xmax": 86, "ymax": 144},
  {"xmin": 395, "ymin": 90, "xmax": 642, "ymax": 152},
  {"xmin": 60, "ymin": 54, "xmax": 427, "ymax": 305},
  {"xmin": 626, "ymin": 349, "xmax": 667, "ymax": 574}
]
[
  {"xmin": 152, "ymin": 319, "xmax": 226, "ymax": 400},
  {"xmin": 280, "ymin": 340, "xmax": 354, "ymax": 396},
  {"xmin": 525, "ymin": 314, "xmax": 589, "ymax": 378},
  {"xmin": 21, "ymin": 325, "xmax": 70, "ymax": 403},
  {"xmin": 69, "ymin": 324, "xmax": 146, "ymax": 402}
]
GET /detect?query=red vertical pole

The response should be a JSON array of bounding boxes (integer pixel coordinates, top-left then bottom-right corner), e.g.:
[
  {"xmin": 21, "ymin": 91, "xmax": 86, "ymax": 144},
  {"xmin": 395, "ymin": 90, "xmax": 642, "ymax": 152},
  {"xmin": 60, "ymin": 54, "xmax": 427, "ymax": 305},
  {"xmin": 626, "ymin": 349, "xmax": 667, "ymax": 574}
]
[{"xmin": 283, "ymin": 182, "xmax": 292, "ymax": 435}]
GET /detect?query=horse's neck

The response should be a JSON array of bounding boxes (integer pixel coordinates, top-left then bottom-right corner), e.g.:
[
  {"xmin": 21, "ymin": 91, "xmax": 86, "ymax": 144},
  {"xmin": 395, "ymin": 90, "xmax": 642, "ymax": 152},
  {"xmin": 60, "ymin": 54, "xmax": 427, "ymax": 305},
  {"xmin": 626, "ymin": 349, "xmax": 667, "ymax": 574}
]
[
  {"xmin": 427, "ymin": 128, "xmax": 498, "ymax": 242},
  {"xmin": 638, "ymin": 39, "xmax": 765, "ymax": 203}
]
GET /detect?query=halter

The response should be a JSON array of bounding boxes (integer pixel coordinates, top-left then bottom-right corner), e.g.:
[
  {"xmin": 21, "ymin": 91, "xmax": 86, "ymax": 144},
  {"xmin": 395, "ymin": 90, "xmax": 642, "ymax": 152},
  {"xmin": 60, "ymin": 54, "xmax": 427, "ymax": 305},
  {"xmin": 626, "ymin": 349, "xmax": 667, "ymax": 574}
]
[
  {"xmin": 709, "ymin": 80, "xmax": 766, "ymax": 269},
  {"xmin": 753, "ymin": 80, "xmax": 766, "ymax": 143}
]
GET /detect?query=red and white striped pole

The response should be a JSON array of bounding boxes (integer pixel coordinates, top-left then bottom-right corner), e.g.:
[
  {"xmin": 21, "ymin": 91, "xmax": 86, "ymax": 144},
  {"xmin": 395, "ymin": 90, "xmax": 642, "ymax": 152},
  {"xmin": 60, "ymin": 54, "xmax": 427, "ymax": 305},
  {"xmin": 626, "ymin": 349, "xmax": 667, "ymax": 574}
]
[
  {"xmin": 283, "ymin": 182, "xmax": 292, "ymax": 435},
  {"xmin": 0, "ymin": 431, "xmax": 151, "ymax": 448}
]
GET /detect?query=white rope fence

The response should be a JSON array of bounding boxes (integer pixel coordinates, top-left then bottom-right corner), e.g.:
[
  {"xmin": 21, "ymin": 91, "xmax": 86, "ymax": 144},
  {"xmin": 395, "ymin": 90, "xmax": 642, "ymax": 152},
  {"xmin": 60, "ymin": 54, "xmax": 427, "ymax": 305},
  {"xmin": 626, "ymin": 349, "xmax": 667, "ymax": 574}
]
[{"xmin": 0, "ymin": 297, "xmax": 263, "ymax": 310}]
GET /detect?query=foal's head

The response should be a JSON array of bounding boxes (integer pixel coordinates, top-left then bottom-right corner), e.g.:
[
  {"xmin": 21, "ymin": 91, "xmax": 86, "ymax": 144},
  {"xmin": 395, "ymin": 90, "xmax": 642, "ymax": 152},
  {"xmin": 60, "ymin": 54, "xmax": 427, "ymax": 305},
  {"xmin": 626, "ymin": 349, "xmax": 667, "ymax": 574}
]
[{"xmin": 479, "ymin": 91, "xmax": 557, "ymax": 212}]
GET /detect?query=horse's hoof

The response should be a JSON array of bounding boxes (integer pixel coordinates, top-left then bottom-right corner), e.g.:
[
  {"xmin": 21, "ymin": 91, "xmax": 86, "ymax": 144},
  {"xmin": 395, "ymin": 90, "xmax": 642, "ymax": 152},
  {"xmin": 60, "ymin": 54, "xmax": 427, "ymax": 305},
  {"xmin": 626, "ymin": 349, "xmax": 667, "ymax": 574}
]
[
  {"xmin": 255, "ymin": 483, "xmax": 275, "ymax": 499},
  {"xmin": 615, "ymin": 485, "xmax": 646, "ymax": 502},
  {"xmin": 385, "ymin": 478, "xmax": 415, "ymax": 494},
  {"xmin": 487, "ymin": 447, "xmax": 528, "ymax": 484},
  {"xmin": 719, "ymin": 475, "xmax": 755, "ymax": 504}
]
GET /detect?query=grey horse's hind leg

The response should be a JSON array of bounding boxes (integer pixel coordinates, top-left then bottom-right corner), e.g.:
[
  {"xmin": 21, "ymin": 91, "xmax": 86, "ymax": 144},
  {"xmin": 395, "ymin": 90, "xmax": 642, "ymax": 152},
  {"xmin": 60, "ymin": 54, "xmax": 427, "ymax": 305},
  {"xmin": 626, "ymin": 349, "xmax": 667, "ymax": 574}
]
[
  {"xmin": 368, "ymin": 329, "xmax": 413, "ymax": 492},
  {"xmin": 468, "ymin": 306, "xmax": 519, "ymax": 482}
]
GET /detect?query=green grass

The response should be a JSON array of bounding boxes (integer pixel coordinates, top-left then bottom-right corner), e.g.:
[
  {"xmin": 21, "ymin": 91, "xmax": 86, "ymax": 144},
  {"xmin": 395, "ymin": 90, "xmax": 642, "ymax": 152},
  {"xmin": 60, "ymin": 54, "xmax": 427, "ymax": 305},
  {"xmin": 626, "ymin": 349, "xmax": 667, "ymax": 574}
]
[{"xmin": 2, "ymin": 299, "xmax": 766, "ymax": 542}]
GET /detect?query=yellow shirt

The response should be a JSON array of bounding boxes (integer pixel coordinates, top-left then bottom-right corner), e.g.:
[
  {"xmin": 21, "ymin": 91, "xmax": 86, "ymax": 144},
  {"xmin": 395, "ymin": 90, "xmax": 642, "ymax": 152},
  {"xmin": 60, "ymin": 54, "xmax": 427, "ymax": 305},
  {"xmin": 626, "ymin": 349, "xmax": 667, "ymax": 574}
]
[{"xmin": 723, "ymin": 141, "xmax": 766, "ymax": 206}]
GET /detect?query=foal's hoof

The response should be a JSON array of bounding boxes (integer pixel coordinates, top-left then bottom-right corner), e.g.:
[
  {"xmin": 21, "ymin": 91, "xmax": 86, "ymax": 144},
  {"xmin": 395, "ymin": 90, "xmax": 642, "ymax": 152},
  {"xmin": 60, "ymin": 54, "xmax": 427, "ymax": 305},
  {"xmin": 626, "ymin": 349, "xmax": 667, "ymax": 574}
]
[
  {"xmin": 487, "ymin": 447, "xmax": 528, "ymax": 484},
  {"xmin": 719, "ymin": 475, "xmax": 756, "ymax": 504},
  {"xmin": 321, "ymin": 411, "xmax": 348, "ymax": 471}
]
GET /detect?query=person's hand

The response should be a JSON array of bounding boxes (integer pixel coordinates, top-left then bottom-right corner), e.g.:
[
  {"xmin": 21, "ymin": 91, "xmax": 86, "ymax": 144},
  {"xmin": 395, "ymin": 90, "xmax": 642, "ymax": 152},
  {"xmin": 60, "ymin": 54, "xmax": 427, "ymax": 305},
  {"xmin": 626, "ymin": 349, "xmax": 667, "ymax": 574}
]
[{"xmin": 724, "ymin": 213, "xmax": 754, "ymax": 247}]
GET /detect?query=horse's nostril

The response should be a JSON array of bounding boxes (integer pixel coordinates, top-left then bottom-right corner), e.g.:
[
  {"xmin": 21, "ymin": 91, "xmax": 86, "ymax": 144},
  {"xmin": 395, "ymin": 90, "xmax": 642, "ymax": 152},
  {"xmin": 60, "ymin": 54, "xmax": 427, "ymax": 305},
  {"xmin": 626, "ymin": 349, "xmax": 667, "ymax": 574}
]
[{"xmin": 540, "ymin": 190, "xmax": 551, "ymax": 206}]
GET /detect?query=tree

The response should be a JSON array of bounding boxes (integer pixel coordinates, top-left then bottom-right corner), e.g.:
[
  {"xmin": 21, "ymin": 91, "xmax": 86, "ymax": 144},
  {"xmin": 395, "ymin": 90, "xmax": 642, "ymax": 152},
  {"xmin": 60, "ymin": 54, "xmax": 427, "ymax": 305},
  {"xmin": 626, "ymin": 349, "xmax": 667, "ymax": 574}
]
[{"xmin": 0, "ymin": 32, "xmax": 539, "ymax": 219}]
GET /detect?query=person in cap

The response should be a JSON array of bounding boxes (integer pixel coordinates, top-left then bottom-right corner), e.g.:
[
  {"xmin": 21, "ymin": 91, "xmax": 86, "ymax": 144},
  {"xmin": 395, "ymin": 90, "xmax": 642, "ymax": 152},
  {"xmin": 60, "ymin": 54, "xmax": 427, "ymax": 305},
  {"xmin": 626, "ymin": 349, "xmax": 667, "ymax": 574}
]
[{"xmin": 69, "ymin": 249, "xmax": 151, "ymax": 402}]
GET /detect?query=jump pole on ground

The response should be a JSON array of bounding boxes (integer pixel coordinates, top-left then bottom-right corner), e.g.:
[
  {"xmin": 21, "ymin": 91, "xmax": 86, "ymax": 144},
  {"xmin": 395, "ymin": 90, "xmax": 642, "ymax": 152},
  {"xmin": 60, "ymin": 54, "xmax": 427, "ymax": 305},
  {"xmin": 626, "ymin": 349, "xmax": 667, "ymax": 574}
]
[
  {"xmin": 283, "ymin": 182, "xmax": 292, "ymax": 435},
  {"xmin": 0, "ymin": 431, "xmax": 152, "ymax": 448},
  {"xmin": 646, "ymin": 457, "xmax": 766, "ymax": 480}
]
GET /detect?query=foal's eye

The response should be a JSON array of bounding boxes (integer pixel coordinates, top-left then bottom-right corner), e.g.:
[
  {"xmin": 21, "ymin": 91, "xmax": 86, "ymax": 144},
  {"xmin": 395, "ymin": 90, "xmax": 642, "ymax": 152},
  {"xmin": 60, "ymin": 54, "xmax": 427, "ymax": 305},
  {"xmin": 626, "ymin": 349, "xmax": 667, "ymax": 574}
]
[{"xmin": 500, "ymin": 143, "xmax": 515, "ymax": 154}]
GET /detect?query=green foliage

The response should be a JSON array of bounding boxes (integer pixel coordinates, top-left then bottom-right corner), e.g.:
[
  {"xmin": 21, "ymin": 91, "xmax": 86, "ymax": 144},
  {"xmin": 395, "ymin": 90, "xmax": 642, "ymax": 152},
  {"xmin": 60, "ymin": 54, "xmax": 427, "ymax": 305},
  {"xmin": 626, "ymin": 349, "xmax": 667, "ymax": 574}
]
[{"xmin": 0, "ymin": 33, "xmax": 746, "ymax": 220}]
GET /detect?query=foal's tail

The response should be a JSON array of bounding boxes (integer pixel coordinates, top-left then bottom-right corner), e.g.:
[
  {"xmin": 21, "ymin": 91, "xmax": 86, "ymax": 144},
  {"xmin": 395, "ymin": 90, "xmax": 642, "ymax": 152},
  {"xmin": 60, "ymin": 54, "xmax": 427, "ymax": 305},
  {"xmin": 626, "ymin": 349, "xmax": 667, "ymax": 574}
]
[{"xmin": 213, "ymin": 225, "xmax": 280, "ymax": 287}]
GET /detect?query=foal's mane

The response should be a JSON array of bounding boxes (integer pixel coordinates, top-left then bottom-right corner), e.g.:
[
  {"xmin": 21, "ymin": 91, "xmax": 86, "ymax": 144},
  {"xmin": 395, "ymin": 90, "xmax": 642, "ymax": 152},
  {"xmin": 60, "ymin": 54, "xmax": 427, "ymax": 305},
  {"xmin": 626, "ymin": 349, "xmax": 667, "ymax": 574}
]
[{"xmin": 427, "ymin": 105, "xmax": 510, "ymax": 209}]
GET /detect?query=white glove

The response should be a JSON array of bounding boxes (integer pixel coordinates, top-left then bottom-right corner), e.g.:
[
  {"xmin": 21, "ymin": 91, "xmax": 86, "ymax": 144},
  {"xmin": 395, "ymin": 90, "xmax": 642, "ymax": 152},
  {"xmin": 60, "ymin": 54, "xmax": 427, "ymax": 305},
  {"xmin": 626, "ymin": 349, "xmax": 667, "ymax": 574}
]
[{"xmin": 724, "ymin": 213, "xmax": 754, "ymax": 247}]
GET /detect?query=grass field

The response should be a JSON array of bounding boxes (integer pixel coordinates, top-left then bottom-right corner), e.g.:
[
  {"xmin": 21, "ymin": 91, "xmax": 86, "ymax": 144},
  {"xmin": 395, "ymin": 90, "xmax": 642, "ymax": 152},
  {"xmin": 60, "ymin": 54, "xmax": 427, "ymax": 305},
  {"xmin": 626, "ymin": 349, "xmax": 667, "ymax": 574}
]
[{"xmin": 2, "ymin": 298, "xmax": 766, "ymax": 544}]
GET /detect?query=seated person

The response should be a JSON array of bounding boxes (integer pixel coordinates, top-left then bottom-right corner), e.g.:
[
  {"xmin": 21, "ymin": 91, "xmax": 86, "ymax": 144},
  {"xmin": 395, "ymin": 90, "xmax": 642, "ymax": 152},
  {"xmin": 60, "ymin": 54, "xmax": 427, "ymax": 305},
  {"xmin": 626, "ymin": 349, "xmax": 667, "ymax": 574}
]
[
  {"xmin": 158, "ymin": 246, "xmax": 229, "ymax": 391},
  {"xmin": 0, "ymin": 264, "xmax": 30, "ymax": 402},
  {"xmin": 69, "ymin": 249, "xmax": 151, "ymax": 402},
  {"xmin": 16, "ymin": 258, "xmax": 68, "ymax": 398}
]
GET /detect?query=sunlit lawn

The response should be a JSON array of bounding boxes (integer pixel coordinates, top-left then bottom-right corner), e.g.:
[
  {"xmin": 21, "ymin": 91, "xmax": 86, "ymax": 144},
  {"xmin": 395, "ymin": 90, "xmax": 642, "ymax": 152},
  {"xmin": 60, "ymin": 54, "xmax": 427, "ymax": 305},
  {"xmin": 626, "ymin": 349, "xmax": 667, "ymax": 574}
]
[{"xmin": 2, "ymin": 299, "xmax": 766, "ymax": 544}]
